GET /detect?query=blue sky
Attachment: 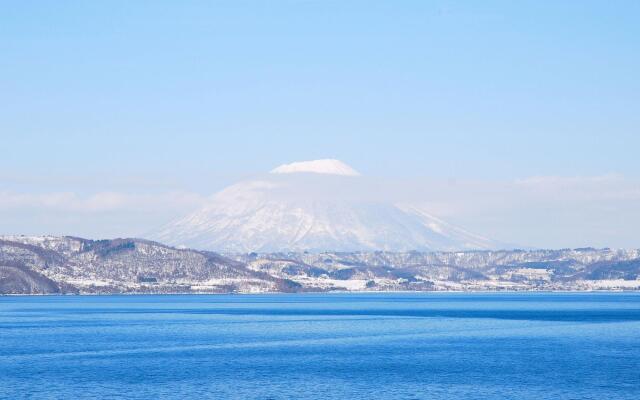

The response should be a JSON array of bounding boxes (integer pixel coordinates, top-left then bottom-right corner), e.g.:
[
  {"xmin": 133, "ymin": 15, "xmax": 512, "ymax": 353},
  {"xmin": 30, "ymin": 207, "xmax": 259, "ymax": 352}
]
[{"xmin": 1, "ymin": 1, "xmax": 639, "ymax": 247}]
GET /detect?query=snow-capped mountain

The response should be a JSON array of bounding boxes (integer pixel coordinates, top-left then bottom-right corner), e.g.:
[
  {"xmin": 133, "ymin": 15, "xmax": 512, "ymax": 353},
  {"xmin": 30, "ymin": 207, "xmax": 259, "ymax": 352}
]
[{"xmin": 149, "ymin": 160, "xmax": 503, "ymax": 252}]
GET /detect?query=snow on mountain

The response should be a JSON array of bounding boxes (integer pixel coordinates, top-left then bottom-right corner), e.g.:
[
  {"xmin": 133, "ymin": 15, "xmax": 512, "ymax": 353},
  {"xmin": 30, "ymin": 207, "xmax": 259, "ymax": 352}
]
[
  {"xmin": 3, "ymin": 235, "xmax": 640, "ymax": 294},
  {"xmin": 149, "ymin": 160, "xmax": 502, "ymax": 252}
]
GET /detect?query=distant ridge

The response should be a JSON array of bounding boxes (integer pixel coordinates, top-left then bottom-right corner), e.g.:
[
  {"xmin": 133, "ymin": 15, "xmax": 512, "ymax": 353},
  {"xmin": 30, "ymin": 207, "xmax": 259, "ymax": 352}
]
[{"xmin": 1, "ymin": 235, "xmax": 639, "ymax": 294}]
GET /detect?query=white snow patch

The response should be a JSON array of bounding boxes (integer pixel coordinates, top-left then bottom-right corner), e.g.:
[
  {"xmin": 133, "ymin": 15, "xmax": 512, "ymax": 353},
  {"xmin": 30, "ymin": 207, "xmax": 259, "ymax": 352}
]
[{"xmin": 577, "ymin": 279, "xmax": 640, "ymax": 289}]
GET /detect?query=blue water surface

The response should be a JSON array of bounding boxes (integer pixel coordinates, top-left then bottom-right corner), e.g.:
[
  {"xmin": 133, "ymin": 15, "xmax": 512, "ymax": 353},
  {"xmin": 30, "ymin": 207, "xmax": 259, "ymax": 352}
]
[{"xmin": 1, "ymin": 292, "xmax": 639, "ymax": 399}]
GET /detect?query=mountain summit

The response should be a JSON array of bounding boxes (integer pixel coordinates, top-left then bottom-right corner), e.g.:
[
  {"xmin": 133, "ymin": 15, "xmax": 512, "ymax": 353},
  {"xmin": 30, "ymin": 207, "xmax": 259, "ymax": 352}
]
[
  {"xmin": 270, "ymin": 159, "xmax": 360, "ymax": 176},
  {"xmin": 149, "ymin": 160, "xmax": 502, "ymax": 252}
]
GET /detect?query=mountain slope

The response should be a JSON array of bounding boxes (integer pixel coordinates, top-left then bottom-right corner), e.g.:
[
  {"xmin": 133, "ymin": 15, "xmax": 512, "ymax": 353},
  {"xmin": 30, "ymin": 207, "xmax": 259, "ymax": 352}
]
[
  {"xmin": 0, "ymin": 236, "xmax": 301, "ymax": 294},
  {"xmin": 150, "ymin": 160, "xmax": 502, "ymax": 252}
]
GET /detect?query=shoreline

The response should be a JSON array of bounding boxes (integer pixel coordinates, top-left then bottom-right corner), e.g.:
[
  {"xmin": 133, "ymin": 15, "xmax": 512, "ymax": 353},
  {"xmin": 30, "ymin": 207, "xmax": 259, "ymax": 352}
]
[{"xmin": 3, "ymin": 289, "xmax": 640, "ymax": 297}]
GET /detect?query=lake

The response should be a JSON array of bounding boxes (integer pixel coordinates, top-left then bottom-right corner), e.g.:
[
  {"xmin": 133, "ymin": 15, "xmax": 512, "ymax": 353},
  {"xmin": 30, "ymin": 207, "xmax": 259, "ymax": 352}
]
[{"xmin": 1, "ymin": 293, "xmax": 639, "ymax": 399}]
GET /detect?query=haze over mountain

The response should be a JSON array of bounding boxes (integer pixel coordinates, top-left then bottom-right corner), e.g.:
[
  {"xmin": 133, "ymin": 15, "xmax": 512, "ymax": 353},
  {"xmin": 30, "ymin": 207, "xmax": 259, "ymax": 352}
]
[{"xmin": 149, "ymin": 160, "xmax": 503, "ymax": 253}]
